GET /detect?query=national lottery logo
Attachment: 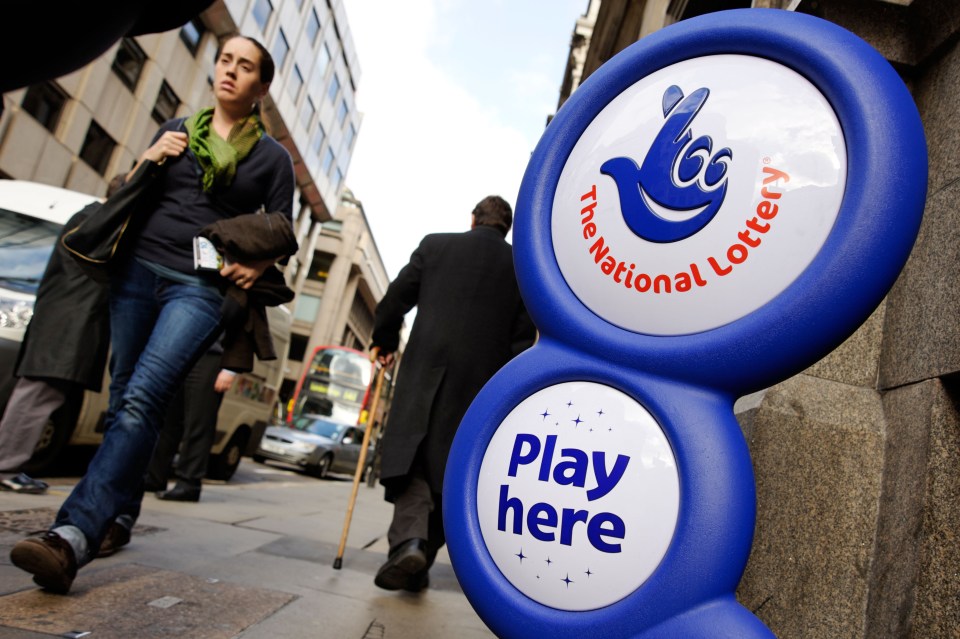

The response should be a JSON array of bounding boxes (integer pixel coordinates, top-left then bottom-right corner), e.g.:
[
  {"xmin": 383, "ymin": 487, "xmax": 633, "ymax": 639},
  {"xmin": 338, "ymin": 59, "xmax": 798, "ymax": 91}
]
[
  {"xmin": 601, "ymin": 85, "xmax": 732, "ymax": 243},
  {"xmin": 477, "ymin": 382, "xmax": 680, "ymax": 611},
  {"xmin": 551, "ymin": 55, "xmax": 846, "ymax": 336}
]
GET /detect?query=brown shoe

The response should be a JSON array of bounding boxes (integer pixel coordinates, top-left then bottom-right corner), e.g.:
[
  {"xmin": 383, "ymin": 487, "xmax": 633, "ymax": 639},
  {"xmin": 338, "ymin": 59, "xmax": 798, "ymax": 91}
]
[
  {"xmin": 10, "ymin": 531, "xmax": 77, "ymax": 594},
  {"xmin": 96, "ymin": 522, "xmax": 131, "ymax": 558}
]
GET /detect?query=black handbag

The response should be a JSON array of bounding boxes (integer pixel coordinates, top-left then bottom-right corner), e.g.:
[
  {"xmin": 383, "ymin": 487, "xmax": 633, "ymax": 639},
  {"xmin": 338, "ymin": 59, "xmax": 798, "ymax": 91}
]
[{"xmin": 61, "ymin": 158, "xmax": 162, "ymax": 281}]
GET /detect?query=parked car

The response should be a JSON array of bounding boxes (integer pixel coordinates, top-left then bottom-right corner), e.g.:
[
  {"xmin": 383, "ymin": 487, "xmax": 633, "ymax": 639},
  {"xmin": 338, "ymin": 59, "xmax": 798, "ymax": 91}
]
[
  {"xmin": 0, "ymin": 179, "xmax": 292, "ymax": 480},
  {"xmin": 253, "ymin": 415, "xmax": 373, "ymax": 479}
]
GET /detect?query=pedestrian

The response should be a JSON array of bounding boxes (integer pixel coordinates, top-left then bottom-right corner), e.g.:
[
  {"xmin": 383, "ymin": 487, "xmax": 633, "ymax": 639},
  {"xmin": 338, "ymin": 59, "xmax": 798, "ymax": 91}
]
[
  {"xmin": 370, "ymin": 195, "xmax": 536, "ymax": 592},
  {"xmin": 0, "ymin": 174, "xmax": 124, "ymax": 495},
  {"xmin": 10, "ymin": 34, "xmax": 296, "ymax": 594},
  {"xmin": 0, "ymin": 213, "xmax": 111, "ymax": 494},
  {"xmin": 145, "ymin": 341, "xmax": 235, "ymax": 502}
]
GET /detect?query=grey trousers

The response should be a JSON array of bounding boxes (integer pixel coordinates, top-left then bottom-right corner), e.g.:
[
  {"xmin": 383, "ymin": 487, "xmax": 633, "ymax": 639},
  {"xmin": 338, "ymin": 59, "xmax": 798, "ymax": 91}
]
[
  {"xmin": 0, "ymin": 377, "xmax": 70, "ymax": 479},
  {"xmin": 386, "ymin": 458, "xmax": 445, "ymax": 567}
]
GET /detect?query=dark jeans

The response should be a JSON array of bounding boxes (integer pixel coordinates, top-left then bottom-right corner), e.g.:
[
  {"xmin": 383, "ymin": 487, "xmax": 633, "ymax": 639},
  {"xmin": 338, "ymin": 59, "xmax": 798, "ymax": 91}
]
[
  {"xmin": 145, "ymin": 350, "xmax": 224, "ymax": 489},
  {"xmin": 53, "ymin": 259, "xmax": 223, "ymax": 564}
]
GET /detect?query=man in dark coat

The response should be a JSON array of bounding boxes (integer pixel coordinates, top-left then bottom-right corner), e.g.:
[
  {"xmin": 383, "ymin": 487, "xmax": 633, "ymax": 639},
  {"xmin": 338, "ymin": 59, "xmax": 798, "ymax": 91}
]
[
  {"xmin": 371, "ymin": 195, "xmax": 536, "ymax": 592},
  {"xmin": 0, "ymin": 210, "xmax": 110, "ymax": 493}
]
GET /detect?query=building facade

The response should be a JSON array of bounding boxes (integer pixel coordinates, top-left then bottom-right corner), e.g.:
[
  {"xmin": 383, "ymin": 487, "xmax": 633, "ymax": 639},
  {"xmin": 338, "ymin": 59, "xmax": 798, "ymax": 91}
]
[
  {"xmin": 555, "ymin": 1, "xmax": 959, "ymax": 637},
  {"xmin": 0, "ymin": 0, "xmax": 388, "ymax": 404}
]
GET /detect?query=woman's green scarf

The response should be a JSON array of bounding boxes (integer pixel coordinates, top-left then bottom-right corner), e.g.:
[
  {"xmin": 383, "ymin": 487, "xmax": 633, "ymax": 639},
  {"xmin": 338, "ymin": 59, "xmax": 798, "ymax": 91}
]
[{"xmin": 184, "ymin": 107, "xmax": 264, "ymax": 192}]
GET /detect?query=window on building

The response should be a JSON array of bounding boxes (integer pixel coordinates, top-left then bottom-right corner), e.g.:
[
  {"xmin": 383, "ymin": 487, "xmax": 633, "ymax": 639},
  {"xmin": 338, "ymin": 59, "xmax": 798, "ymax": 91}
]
[
  {"xmin": 343, "ymin": 123, "xmax": 356, "ymax": 150},
  {"xmin": 288, "ymin": 333, "xmax": 309, "ymax": 362},
  {"xmin": 252, "ymin": 0, "xmax": 273, "ymax": 32},
  {"xmin": 272, "ymin": 29, "xmax": 289, "ymax": 72},
  {"xmin": 179, "ymin": 17, "xmax": 205, "ymax": 55},
  {"xmin": 333, "ymin": 167, "xmax": 343, "ymax": 192},
  {"xmin": 327, "ymin": 73, "xmax": 340, "ymax": 103},
  {"xmin": 306, "ymin": 251, "xmax": 334, "ymax": 282},
  {"xmin": 306, "ymin": 8, "xmax": 322, "ymax": 46},
  {"xmin": 112, "ymin": 37, "xmax": 147, "ymax": 92},
  {"xmin": 293, "ymin": 294, "xmax": 322, "ymax": 323},
  {"xmin": 337, "ymin": 98, "xmax": 348, "ymax": 126},
  {"xmin": 151, "ymin": 81, "xmax": 180, "ymax": 124},
  {"xmin": 300, "ymin": 96, "xmax": 315, "ymax": 129},
  {"xmin": 79, "ymin": 121, "xmax": 116, "ymax": 176},
  {"xmin": 288, "ymin": 64, "xmax": 304, "ymax": 101},
  {"xmin": 321, "ymin": 147, "xmax": 335, "ymax": 175},
  {"xmin": 294, "ymin": 0, "xmax": 305, "ymax": 9},
  {"xmin": 319, "ymin": 42, "xmax": 331, "ymax": 73},
  {"xmin": 311, "ymin": 124, "xmax": 326, "ymax": 156},
  {"xmin": 21, "ymin": 82, "xmax": 67, "ymax": 133}
]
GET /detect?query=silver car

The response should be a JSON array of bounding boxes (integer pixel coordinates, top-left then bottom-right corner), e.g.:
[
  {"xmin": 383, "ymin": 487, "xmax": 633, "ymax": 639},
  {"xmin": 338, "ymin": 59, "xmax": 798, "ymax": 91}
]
[{"xmin": 253, "ymin": 415, "xmax": 371, "ymax": 478}]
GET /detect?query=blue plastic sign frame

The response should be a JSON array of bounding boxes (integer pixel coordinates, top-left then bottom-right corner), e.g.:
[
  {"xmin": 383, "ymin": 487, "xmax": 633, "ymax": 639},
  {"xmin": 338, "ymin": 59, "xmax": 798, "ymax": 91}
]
[{"xmin": 445, "ymin": 8, "xmax": 926, "ymax": 639}]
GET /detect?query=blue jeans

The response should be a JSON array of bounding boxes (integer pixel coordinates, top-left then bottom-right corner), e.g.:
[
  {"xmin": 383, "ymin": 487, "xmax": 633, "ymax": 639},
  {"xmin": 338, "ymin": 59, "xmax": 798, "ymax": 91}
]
[{"xmin": 53, "ymin": 259, "xmax": 223, "ymax": 564}]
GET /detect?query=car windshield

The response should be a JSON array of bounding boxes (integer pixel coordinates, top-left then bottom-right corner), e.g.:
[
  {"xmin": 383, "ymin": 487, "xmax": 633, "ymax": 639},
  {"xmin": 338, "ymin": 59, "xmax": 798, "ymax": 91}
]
[
  {"xmin": 292, "ymin": 417, "xmax": 344, "ymax": 439},
  {"xmin": 0, "ymin": 209, "xmax": 61, "ymax": 294}
]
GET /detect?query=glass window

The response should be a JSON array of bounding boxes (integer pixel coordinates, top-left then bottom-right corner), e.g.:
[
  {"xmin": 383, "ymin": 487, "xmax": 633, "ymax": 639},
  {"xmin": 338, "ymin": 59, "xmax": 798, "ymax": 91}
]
[
  {"xmin": 151, "ymin": 81, "xmax": 180, "ymax": 124},
  {"xmin": 179, "ymin": 17, "xmax": 205, "ymax": 55},
  {"xmin": 337, "ymin": 98, "xmax": 349, "ymax": 126},
  {"xmin": 327, "ymin": 73, "xmax": 340, "ymax": 103},
  {"xmin": 252, "ymin": 0, "xmax": 273, "ymax": 31},
  {"xmin": 272, "ymin": 29, "xmax": 289, "ymax": 71},
  {"xmin": 300, "ymin": 96, "xmax": 315, "ymax": 129},
  {"xmin": 333, "ymin": 167, "xmax": 343, "ymax": 191},
  {"xmin": 306, "ymin": 251, "xmax": 334, "ymax": 282},
  {"xmin": 294, "ymin": 0, "xmax": 304, "ymax": 8},
  {"xmin": 0, "ymin": 209, "xmax": 62, "ymax": 296},
  {"xmin": 293, "ymin": 294, "xmax": 321, "ymax": 322},
  {"xmin": 288, "ymin": 64, "xmax": 303, "ymax": 101},
  {"xmin": 343, "ymin": 123, "xmax": 356, "ymax": 150},
  {"xmin": 306, "ymin": 8, "xmax": 321, "ymax": 45},
  {"xmin": 321, "ymin": 147, "xmax": 335, "ymax": 175},
  {"xmin": 288, "ymin": 333, "xmax": 309, "ymax": 362},
  {"xmin": 79, "ymin": 121, "xmax": 117, "ymax": 176},
  {"xmin": 311, "ymin": 124, "xmax": 326, "ymax": 156},
  {"xmin": 112, "ymin": 37, "xmax": 147, "ymax": 92},
  {"xmin": 21, "ymin": 82, "xmax": 67, "ymax": 133}
]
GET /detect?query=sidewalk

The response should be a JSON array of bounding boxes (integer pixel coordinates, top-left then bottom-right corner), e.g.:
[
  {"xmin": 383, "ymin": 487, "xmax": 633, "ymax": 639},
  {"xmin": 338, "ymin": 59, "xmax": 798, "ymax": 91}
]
[{"xmin": 0, "ymin": 460, "xmax": 495, "ymax": 639}]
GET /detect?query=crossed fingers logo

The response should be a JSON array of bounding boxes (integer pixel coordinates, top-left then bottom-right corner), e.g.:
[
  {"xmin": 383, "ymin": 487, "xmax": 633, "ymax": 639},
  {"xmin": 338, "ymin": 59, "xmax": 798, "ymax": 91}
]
[{"xmin": 601, "ymin": 85, "xmax": 733, "ymax": 243}]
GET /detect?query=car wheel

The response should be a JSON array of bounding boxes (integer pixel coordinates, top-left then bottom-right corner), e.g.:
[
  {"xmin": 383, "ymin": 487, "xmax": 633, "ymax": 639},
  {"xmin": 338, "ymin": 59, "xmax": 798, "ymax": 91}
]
[
  {"xmin": 206, "ymin": 428, "xmax": 250, "ymax": 481},
  {"xmin": 310, "ymin": 454, "xmax": 332, "ymax": 479}
]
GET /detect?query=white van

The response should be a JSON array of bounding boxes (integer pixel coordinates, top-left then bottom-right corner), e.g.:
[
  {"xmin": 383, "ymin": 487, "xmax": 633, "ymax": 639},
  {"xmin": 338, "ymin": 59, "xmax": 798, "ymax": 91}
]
[{"xmin": 0, "ymin": 179, "xmax": 291, "ymax": 480}]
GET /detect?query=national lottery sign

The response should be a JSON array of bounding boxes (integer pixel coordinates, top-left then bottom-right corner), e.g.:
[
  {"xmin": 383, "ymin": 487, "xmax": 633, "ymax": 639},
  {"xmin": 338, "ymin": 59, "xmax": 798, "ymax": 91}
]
[{"xmin": 445, "ymin": 9, "xmax": 926, "ymax": 639}]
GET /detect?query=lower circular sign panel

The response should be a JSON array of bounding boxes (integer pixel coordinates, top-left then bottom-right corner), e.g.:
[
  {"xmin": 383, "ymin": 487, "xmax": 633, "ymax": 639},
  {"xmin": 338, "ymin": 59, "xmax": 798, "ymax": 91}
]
[{"xmin": 477, "ymin": 381, "xmax": 679, "ymax": 611}]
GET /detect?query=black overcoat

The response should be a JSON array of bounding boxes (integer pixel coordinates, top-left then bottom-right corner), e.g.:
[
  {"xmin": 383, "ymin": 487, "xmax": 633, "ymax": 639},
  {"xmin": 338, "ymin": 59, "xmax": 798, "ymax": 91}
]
[
  {"xmin": 15, "ymin": 212, "xmax": 110, "ymax": 390},
  {"xmin": 372, "ymin": 225, "xmax": 536, "ymax": 497}
]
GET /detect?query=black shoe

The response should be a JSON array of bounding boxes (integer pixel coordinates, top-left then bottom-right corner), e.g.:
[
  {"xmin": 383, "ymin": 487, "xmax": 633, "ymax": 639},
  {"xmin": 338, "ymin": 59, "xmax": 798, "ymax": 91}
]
[
  {"xmin": 403, "ymin": 569, "xmax": 429, "ymax": 593},
  {"xmin": 375, "ymin": 538, "xmax": 427, "ymax": 591},
  {"xmin": 156, "ymin": 483, "xmax": 200, "ymax": 502},
  {"xmin": 142, "ymin": 480, "xmax": 166, "ymax": 493},
  {"xmin": 96, "ymin": 522, "xmax": 131, "ymax": 558},
  {"xmin": 0, "ymin": 473, "xmax": 49, "ymax": 494},
  {"xmin": 10, "ymin": 531, "xmax": 77, "ymax": 594}
]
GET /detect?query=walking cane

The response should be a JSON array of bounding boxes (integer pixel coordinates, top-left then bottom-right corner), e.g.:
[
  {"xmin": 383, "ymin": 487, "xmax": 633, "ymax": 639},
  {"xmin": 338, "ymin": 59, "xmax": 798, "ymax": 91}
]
[{"xmin": 333, "ymin": 359, "xmax": 387, "ymax": 569}]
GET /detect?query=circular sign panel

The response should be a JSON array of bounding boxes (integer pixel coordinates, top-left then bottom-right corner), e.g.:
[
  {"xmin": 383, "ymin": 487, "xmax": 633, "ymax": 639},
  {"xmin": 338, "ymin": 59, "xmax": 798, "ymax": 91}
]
[
  {"xmin": 552, "ymin": 54, "xmax": 846, "ymax": 336},
  {"xmin": 477, "ymin": 382, "xmax": 679, "ymax": 611}
]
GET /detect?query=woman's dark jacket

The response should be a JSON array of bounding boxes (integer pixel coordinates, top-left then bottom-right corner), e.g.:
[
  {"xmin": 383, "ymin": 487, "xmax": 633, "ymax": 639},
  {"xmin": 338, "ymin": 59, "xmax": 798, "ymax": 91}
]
[{"xmin": 372, "ymin": 225, "xmax": 536, "ymax": 498}]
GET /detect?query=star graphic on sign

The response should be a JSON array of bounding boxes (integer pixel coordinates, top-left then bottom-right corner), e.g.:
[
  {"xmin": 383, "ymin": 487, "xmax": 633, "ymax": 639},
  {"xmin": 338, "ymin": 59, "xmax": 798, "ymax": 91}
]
[
  {"xmin": 540, "ymin": 409, "xmax": 550, "ymax": 421},
  {"xmin": 545, "ymin": 557, "xmax": 553, "ymax": 566},
  {"xmin": 572, "ymin": 415, "xmax": 583, "ymax": 428},
  {"xmin": 562, "ymin": 574, "xmax": 574, "ymax": 588},
  {"xmin": 567, "ymin": 401, "xmax": 573, "ymax": 407},
  {"xmin": 516, "ymin": 549, "xmax": 527, "ymax": 563},
  {"xmin": 597, "ymin": 409, "xmax": 604, "ymax": 417},
  {"xmin": 585, "ymin": 568, "xmax": 593, "ymax": 578}
]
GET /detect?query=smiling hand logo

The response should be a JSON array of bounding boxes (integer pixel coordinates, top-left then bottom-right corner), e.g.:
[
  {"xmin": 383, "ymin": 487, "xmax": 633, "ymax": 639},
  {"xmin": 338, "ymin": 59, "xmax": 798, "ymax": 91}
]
[{"xmin": 601, "ymin": 85, "xmax": 733, "ymax": 243}]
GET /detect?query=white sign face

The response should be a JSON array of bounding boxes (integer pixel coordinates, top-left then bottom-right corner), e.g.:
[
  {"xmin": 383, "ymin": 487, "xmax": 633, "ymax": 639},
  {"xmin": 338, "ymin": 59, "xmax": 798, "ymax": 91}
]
[
  {"xmin": 552, "ymin": 54, "xmax": 847, "ymax": 335},
  {"xmin": 477, "ymin": 382, "xmax": 679, "ymax": 611}
]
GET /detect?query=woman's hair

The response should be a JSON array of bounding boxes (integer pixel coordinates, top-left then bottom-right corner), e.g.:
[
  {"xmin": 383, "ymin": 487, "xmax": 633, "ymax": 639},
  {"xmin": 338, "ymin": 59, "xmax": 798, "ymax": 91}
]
[
  {"xmin": 472, "ymin": 195, "xmax": 513, "ymax": 236},
  {"xmin": 215, "ymin": 35, "xmax": 275, "ymax": 85}
]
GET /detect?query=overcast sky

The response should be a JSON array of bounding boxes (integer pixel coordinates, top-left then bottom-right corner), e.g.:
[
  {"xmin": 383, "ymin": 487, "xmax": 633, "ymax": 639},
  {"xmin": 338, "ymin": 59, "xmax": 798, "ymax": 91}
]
[{"xmin": 341, "ymin": 0, "xmax": 588, "ymax": 280}]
